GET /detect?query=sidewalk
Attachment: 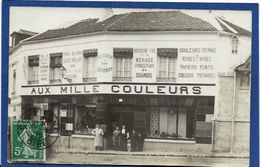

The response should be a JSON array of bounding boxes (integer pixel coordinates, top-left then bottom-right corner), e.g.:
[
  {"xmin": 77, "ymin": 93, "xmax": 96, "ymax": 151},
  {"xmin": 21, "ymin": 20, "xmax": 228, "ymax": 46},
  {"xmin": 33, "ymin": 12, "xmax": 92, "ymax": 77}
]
[{"xmin": 53, "ymin": 148, "xmax": 249, "ymax": 159}]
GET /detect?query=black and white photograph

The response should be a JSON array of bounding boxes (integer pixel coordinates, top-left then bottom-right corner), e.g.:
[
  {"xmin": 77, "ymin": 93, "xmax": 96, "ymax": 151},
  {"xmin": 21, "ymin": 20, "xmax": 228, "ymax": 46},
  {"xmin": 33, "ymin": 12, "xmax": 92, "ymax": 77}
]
[{"xmin": 7, "ymin": 6, "xmax": 252, "ymax": 166}]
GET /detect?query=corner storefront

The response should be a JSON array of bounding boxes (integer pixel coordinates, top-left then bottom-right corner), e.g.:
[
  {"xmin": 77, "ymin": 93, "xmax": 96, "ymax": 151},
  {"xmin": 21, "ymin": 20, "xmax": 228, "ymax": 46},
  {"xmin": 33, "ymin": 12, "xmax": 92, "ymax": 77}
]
[{"xmin": 21, "ymin": 83, "xmax": 215, "ymax": 151}]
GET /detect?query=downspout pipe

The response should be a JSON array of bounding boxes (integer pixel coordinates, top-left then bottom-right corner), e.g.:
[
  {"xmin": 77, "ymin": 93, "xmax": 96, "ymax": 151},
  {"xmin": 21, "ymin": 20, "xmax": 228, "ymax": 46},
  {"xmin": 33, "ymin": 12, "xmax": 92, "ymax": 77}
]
[{"xmin": 231, "ymin": 70, "xmax": 237, "ymax": 153}]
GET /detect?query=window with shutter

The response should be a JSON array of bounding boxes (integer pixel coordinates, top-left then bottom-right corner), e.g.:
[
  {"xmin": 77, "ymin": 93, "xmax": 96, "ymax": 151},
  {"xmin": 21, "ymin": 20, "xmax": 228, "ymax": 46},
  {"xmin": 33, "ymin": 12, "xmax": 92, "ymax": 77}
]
[
  {"xmin": 157, "ymin": 48, "xmax": 178, "ymax": 82},
  {"xmin": 113, "ymin": 48, "xmax": 133, "ymax": 81},
  {"xmin": 28, "ymin": 55, "xmax": 39, "ymax": 84},
  {"xmin": 49, "ymin": 53, "xmax": 63, "ymax": 84},
  {"xmin": 83, "ymin": 49, "xmax": 97, "ymax": 82}
]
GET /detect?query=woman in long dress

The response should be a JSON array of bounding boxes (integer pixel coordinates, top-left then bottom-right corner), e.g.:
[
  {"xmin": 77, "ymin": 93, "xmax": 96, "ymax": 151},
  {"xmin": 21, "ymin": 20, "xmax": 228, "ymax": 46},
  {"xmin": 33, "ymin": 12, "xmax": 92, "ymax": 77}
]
[{"xmin": 92, "ymin": 124, "xmax": 104, "ymax": 150}]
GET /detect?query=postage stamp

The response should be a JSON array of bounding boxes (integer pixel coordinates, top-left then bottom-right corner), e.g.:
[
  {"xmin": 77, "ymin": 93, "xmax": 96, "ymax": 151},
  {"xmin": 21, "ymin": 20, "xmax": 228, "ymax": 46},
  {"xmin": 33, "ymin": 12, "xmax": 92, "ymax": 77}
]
[{"xmin": 11, "ymin": 120, "xmax": 46, "ymax": 161}]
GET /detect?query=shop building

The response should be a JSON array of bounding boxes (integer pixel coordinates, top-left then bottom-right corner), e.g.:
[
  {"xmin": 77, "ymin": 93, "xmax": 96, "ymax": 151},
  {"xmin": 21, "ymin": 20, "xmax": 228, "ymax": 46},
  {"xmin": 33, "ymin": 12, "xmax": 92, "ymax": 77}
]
[{"xmin": 8, "ymin": 11, "xmax": 251, "ymax": 153}]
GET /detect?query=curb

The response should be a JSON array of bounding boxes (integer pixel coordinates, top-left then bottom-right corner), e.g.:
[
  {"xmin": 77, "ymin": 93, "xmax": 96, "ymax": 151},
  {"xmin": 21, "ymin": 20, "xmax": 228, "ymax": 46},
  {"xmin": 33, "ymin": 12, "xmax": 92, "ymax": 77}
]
[{"xmin": 54, "ymin": 150, "xmax": 249, "ymax": 159}]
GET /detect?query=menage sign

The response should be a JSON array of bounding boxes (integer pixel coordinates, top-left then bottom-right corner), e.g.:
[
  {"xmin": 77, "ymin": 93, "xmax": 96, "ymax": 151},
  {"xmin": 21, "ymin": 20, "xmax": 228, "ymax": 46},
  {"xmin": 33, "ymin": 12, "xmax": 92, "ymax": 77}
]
[
  {"xmin": 21, "ymin": 83, "xmax": 215, "ymax": 96},
  {"xmin": 132, "ymin": 48, "xmax": 157, "ymax": 82}
]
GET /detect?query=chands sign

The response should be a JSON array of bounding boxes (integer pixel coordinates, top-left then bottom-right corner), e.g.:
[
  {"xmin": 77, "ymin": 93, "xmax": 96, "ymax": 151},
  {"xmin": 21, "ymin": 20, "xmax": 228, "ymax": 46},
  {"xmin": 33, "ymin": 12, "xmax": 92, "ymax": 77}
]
[{"xmin": 21, "ymin": 83, "xmax": 215, "ymax": 96}]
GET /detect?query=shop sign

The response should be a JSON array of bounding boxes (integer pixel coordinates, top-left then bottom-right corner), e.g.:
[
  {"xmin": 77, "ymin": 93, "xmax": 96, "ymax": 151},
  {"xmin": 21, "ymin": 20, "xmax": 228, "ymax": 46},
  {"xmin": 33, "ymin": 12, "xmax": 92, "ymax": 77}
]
[
  {"xmin": 39, "ymin": 54, "xmax": 49, "ymax": 84},
  {"xmin": 96, "ymin": 53, "xmax": 113, "ymax": 82},
  {"xmin": 22, "ymin": 83, "xmax": 215, "ymax": 96},
  {"xmin": 177, "ymin": 47, "xmax": 216, "ymax": 83},
  {"xmin": 133, "ymin": 48, "xmax": 157, "ymax": 82}
]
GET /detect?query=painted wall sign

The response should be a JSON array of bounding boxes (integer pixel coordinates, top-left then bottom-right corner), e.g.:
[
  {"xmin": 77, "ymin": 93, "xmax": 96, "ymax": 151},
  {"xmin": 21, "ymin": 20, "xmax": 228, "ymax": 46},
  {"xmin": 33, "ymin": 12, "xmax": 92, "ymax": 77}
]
[
  {"xmin": 177, "ymin": 47, "xmax": 216, "ymax": 83},
  {"xmin": 133, "ymin": 48, "xmax": 157, "ymax": 82},
  {"xmin": 21, "ymin": 83, "xmax": 215, "ymax": 96},
  {"xmin": 96, "ymin": 53, "xmax": 113, "ymax": 82},
  {"xmin": 62, "ymin": 51, "xmax": 83, "ymax": 83},
  {"xmin": 39, "ymin": 54, "xmax": 49, "ymax": 84}
]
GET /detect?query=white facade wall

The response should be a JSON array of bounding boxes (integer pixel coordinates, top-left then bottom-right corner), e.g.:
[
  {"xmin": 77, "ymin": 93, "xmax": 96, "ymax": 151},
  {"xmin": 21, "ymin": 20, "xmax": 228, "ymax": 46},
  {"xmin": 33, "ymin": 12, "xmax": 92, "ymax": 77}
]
[{"xmin": 8, "ymin": 31, "xmax": 251, "ymax": 119}]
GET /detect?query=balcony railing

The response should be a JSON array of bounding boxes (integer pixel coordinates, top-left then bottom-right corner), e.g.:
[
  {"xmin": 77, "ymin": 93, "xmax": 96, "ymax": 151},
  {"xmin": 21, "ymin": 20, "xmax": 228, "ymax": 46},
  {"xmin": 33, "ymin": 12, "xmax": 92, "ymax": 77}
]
[
  {"xmin": 113, "ymin": 77, "xmax": 132, "ymax": 82},
  {"xmin": 50, "ymin": 79, "xmax": 62, "ymax": 84},
  {"xmin": 28, "ymin": 80, "xmax": 39, "ymax": 85},
  {"xmin": 83, "ymin": 77, "xmax": 97, "ymax": 83},
  {"xmin": 156, "ymin": 77, "xmax": 176, "ymax": 82}
]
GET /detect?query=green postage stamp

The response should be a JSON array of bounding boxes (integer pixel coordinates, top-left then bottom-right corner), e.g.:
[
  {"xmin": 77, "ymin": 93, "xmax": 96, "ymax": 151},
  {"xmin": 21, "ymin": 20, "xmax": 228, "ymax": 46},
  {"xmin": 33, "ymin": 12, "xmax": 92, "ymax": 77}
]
[{"xmin": 11, "ymin": 120, "xmax": 46, "ymax": 161}]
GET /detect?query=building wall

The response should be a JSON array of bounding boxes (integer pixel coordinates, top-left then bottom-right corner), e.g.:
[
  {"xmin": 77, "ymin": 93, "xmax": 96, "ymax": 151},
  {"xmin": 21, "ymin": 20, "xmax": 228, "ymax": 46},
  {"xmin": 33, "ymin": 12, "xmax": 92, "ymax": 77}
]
[
  {"xmin": 232, "ymin": 74, "xmax": 250, "ymax": 153},
  {"xmin": 8, "ymin": 31, "xmax": 251, "ymax": 154},
  {"xmin": 9, "ymin": 32, "xmax": 219, "ymax": 87},
  {"xmin": 217, "ymin": 35, "xmax": 251, "ymax": 73},
  {"xmin": 213, "ymin": 72, "xmax": 250, "ymax": 153}
]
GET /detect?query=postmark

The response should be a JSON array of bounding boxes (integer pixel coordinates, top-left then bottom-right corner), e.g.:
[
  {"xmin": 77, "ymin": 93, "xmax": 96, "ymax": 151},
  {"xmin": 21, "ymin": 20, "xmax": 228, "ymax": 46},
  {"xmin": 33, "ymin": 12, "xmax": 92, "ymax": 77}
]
[{"xmin": 11, "ymin": 120, "xmax": 46, "ymax": 161}]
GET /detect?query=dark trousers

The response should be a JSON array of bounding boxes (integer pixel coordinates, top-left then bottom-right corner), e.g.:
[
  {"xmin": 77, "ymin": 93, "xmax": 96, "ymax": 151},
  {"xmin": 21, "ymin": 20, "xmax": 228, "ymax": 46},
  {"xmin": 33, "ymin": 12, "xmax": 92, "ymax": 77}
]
[
  {"xmin": 95, "ymin": 146, "xmax": 102, "ymax": 150},
  {"xmin": 120, "ymin": 135, "xmax": 127, "ymax": 151}
]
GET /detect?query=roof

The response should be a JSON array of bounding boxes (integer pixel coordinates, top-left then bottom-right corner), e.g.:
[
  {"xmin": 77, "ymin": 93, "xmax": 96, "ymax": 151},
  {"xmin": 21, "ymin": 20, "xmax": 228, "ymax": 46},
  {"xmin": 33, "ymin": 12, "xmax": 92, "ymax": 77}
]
[
  {"xmin": 26, "ymin": 11, "xmax": 217, "ymax": 42},
  {"xmin": 235, "ymin": 56, "xmax": 251, "ymax": 72},
  {"xmin": 11, "ymin": 29, "xmax": 38, "ymax": 37},
  {"xmin": 216, "ymin": 17, "xmax": 251, "ymax": 37}
]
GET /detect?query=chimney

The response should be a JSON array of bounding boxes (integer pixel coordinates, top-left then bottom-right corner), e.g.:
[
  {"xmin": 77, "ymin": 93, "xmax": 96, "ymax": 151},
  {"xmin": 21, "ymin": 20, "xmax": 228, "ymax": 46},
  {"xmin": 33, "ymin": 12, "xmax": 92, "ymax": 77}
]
[{"xmin": 98, "ymin": 8, "xmax": 113, "ymax": 22}]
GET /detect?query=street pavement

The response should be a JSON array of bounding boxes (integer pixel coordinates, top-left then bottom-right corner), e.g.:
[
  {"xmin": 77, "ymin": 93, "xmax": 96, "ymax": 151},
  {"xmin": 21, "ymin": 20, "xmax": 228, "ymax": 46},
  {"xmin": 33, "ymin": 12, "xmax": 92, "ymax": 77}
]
[{"xmin": 44, "ymin": 152, "xmax": 249, "ymax": 167}]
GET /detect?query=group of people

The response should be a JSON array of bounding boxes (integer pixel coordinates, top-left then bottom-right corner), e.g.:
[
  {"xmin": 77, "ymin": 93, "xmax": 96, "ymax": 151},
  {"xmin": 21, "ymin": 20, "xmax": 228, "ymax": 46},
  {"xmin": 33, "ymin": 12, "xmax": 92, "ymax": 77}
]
[
  {"xmin": 92, "ymin": 124, "xmax": 144, "ymax": 152},
  {"xmin": 113, "ymin": 125, "xmax": 144, "ymax": 152}
]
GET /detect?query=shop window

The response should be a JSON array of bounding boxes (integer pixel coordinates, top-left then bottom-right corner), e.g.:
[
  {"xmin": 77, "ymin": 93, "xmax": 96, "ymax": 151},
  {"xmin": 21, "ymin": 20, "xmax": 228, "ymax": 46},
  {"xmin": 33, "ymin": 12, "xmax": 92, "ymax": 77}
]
[
  {"xmin": 83, "ymin": 49, "xmax": 97, "ymax": 82},
  {"xmin": 46, "ymin": 104, "xmax": 59, "ymax": 134},
  {"xmin": 149, "ymin": 107, "xmax": 191, "ymax": 139},
  {"xmin": 28, "ymin": 55, "xmax": 39, "ymax": 85},
  {"xmin": 196, "ymin": 114, "xmax": 205, "ymax": 121},
  {"xmin": 12, "ymin": 69, "xmax": 16, "ymax": 94},
  {"xmin": 240, "ymin": 71, "xmax": 250, "ymax": 88},
  {"xmin": 197, "ymin": 98, "xmax": 214, "ymax": 107},
  {"xmin": 148, "ymin": 97, "xmax": 198, "ymax": 140},
  {"xmin": 231, "ymin": 36, "xmax": 239, "ymax": 54},
  {"xmin": 157, "ymin": 48, "xmax": 178, "ymax": 82},
  {"xmin": 60, "ymin": 104, "xmax": 74, "ymax": 136},
  {"xmin": 49, "ymin": 53, "xmax": 62, "ymax": 84},
  {"xmin": 113, "ymin": 48, "xmax": 133, "ymax": 81},
  {"xmin": 74, "ymin": 106, "xmax": 96, "ymax": 135},
  {"xmin": 195, "ymin": 97, "xmax": 214, "ymax": 144}
]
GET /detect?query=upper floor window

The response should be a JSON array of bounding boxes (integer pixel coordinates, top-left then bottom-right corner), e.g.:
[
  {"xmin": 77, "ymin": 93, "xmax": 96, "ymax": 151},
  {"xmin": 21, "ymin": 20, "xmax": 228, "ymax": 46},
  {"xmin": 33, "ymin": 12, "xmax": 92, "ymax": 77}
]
[
  {"xmin": 28, "ymin": 55, "xmax": 39, "ymax": 85},
  {"xmin": 232, "ymin": 36, "xmax": 239, "ymax": 54},
  {"xmin": 83, "ymin": 49, "xmax": 97, "ymax": 82},
  {"xmin": 50, "ymin": 53, "xmax": 62, "ymax": 84},
  {"xmin": 113, "ymin": 48, "xmax": 133, "ymax": 81},
  {"xmin": 157, "ymin": 48, "xmax": 178, "ymax": 82},
  {"xmin": 12, "ymin": 69, "xmax": 16, "ymax": 94}
]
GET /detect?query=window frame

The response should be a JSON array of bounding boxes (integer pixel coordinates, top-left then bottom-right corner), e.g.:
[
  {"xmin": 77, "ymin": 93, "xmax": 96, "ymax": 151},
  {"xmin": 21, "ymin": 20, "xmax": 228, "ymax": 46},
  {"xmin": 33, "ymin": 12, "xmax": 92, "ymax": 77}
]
[
  {"xmin": 157, "ymin": 48, "xmax": 178, "ymax": 82},
  {"xmin": 113, "ymin": 48, "xmax": 133, "ymax": 81},
  {"xmin": 49, "ymin": 53, "xmax": 63, "ymax": 84},
  {"xmin": 231, "ymin": 36, "xmax": 239, "ymax": 54},
  {"xmin": 83, "ymin": 49, "xmax": 97, "ymax": 83},
  {"xmin": 27, "ymin": 55, "xmax": 40, "ymax": 85},
  {"xmin": 12, "ymin": 69, "xmax": 16, "ymax": 94}
]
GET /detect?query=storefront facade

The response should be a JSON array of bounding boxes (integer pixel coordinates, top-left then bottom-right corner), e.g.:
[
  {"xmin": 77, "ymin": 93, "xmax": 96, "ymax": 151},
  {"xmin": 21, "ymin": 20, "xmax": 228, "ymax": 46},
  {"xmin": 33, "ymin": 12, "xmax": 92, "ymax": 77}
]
[{"xmin": 9, "ymin": 11, "xmax": 251, "ymax": 153}]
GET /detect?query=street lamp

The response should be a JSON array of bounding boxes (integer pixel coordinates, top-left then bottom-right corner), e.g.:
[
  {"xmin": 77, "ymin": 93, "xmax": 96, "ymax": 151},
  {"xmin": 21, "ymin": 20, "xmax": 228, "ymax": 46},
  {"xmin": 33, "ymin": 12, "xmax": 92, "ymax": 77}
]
[{"xmin": 59, "ymin": 66, "xmax": 72, "ymax": 83}]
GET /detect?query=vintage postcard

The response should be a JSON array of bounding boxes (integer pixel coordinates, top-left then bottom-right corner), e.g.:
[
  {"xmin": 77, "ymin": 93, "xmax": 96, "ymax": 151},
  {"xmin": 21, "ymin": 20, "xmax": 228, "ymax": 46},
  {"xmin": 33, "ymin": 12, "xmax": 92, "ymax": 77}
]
[{"xmin": 2, "ymin": 1, "xmax": 259, "ymax": 167}]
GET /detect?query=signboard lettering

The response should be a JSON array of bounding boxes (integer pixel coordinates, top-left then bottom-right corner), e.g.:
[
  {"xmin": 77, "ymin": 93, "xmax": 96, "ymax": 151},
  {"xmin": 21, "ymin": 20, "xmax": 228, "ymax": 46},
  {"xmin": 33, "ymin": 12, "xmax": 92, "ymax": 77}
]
[
  {"xmin": 133, "ymin": 48, "xmax": 157, "ymax": 82},
  {"xmin": 24, "ymin": 83, "xmax": 213, "ymax": 96}
]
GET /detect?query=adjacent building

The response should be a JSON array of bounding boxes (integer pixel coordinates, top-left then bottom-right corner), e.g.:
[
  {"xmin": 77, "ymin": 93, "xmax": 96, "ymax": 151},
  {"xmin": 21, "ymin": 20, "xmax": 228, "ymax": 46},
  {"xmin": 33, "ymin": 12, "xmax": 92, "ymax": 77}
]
[{"xmin": 8, "ymin": 10, "xmax": 251, "ymax": 154}]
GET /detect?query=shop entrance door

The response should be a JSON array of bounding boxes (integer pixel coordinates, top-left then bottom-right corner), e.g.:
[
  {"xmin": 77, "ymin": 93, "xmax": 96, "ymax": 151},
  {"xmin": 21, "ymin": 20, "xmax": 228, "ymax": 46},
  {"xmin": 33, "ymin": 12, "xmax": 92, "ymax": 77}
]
[
  {"xmin": 107, "ymin": 111, "xmax": 134, "ymax": 150},
  {"xmin": 110, "ymin": 111, "xmax": 134, "ymax": 133},
  {"xmin": 119, "ymin": 112, "xmax": 134, "ymax": 132}
]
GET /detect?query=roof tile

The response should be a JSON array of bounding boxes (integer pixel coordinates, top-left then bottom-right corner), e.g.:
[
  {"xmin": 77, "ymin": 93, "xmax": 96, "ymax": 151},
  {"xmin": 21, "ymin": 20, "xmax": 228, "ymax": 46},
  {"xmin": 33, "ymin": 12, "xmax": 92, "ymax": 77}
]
[{"xmin": 26, "ymin": 11, "xmax": 217, "ymax": 42}]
